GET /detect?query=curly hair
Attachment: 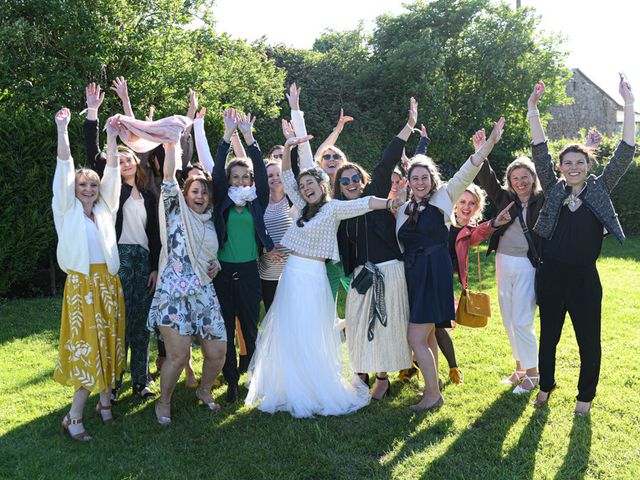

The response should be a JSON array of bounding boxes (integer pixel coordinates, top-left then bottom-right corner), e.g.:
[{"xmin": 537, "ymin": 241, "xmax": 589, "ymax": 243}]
[
  {"xmin": 407, "ymin": 155, "xmax": 443, "ymax": 200},
  {"xmin": 332, "ymin": 162, "xmax": 371, "ymax": 200},
  {"xmin": 296, "ymin": 168, "xmax": 331, "ymax": 227}
]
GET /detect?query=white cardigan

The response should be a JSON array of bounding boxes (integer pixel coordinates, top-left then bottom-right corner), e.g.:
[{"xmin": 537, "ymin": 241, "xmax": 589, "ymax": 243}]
[
  {"xmin": 395, "ymin": 158, "xmax": 481, "ymax": 253},
  {"xmin": 52, "ymin": 157, "xmax": 121, "ymax": 275}
]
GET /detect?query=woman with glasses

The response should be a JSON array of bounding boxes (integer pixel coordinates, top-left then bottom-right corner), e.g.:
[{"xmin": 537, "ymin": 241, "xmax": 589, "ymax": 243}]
[{"xmin": 332, "ymin": 98, "xmax": 419, "ymax": 400}]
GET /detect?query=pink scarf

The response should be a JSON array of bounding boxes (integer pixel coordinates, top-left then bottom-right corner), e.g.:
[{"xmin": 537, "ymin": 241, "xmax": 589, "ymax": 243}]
[{"xmin": 109, "ymin": 114, "xmax": 192, "ymax": 153}]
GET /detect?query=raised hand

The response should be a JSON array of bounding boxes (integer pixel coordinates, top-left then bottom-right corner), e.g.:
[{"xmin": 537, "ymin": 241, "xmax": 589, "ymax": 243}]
[
  {"xmin": 396, "ymin": 178, "xmax": 408, "ymax": 204},
  {"xmin": 407, "ymin": 97, "xmax": 418, "ymax": 129},
  {"xmin": 196, "ymin": 107, "xmax": 206, "ymax": 121},
  {"xmin": 493, "ymin": 201, "xmax": 515, "ymax": 227},
  {"xmin": 619, "ymin": 74, "xmax": 634, "ymax": 105},
  {"xmin": 105, "ymin": 115, "xmax": 121, "ymax": 137},
  {"xmin": 281, "ymin": 119, "xmax": 295, "ymax": 139},
  {"xmin": 528, "ymin": 81, "xmax": 545, "ymax": 109},
  {"xmin": 145, "ymin": 106, "xmax": 155, "ymax": 122},
  {"xmin": 488, "ymin": 117, "xmax": 505, "ymax": 144},
  {"xmin": 472, "ymin": 129, "xmax": 486, "ymax": 153},
  {"xmin": 110, "ymin": 76, "xmax": 129, "ymax": 101},
  {"xmin": 55, "ymin": 107, "xmax": 71, "ymax": 129},
  {"xmin": 237, "ymin": 111, "xmax": 256, "ymax": 138},
  {"xmin": 286, "ymin": 83, "xmax": 301, "ymax": 111},
  {"xmin": 420, "ymin": 123, "xmax": 429, "ymax": 138},
  {"xmin": 337, "ymin": 108, "xmax": 354, "ymax": 129},
  {"xmin": 223, "ymin": 108, "xmax": 238, "ymax": 133},
  {"xmin": 585, "ymin": 128, "xmax": 603, "ymax": 149},
  {"xmin": 284, "ymin": 134, "xmax": 314, "ymax": 148},
  {"xmin": 401, "ymin": 149, "xmax": 410, "ymax": 172},
  {"xmin": 85, "ymin": 83, "xmax": 105, "ymax": 110},
  {"xmin": 188, "ymin": 88, "xmax": 198, "ymax": 118}
]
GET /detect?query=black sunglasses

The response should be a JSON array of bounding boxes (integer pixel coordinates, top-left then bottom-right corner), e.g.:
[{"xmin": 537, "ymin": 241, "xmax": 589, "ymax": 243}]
[
  {"xmin": 322, "ymin": 153, "xmax": 342, "ymax": 161},
  {"xmin": 338, "ymin": 173, "xmax": 362, "ymax": 186}
]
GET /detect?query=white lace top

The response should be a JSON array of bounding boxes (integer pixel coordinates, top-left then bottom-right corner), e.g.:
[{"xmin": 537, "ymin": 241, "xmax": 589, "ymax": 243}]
[{"xmin": 280, "ymin": 169, "xmax": 372, "ymax": 261}]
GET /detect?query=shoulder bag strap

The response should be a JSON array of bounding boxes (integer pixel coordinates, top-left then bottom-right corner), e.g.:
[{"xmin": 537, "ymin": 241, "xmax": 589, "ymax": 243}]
[
  {"xmin": 516, "ymin": 204, "xmax": 541, "ymax": 266},
  {"xmin": 476, "ymin": 246, "xmax": 483, "ymax": 292}
]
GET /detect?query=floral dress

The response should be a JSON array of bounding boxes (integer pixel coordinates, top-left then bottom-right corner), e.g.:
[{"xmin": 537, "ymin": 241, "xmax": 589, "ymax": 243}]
[{"xmin": 147, "ymin": 181, "xmax": 226, "ymax": 341}]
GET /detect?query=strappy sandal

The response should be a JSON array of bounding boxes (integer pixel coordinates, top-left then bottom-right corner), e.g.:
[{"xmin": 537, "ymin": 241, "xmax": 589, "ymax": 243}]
[
  {"xmin": 500, "ymin": 370, "xmax": 526, "ymax": 385},
  {"xmin": 513, "ymin": 375, "xmax": 539, "ymax": 395},
  {"xmin": 196, "ymin": 387, "xmax": 221, "ymax": 412},
  {"xmin": 95, "ymin": 402, "xmax": 114, "ymax": 425},
  {"xmin": 133, "ymin": 383, "xmax": 156, "ymax": 400},
  {"xmin": 371, "ymin": 375, "xmax": 391, "ymax": 401},
  {"xmin": 60, "ymin": 415, "xmax": 92, "ymax": 442}
]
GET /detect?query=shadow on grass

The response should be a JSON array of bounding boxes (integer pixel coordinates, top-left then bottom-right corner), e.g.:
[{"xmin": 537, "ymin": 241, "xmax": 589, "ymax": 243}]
[
  {"xmin": 418, "ymin": 390, "xmax": 546, "ymax": 480},
  {"xmin": 0, "ymin": 297, "xmax": 61, "ymax": 346},
  {"xmin": 553, "ymin": 415, "xmax": 592, "ymax": 480}
]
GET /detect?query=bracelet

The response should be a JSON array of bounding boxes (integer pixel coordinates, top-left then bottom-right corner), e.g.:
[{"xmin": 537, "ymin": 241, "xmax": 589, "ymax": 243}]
[
  {"xmin": 386, "ymin": 198, "xmax": 394, "ymax": 210},
  {"xmin": 87, "ymin": 107, "xmax": 98, "ymax": 112},
  {"xmin": 527, "ymin": 109, "xmax": 540, "ymax": 118}
]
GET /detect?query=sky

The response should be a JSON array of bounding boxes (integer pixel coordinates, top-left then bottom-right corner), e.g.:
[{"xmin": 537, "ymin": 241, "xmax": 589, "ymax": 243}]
[{"xmin": 211, "ymin": 0, "xmax": 639, "ymax": 101}]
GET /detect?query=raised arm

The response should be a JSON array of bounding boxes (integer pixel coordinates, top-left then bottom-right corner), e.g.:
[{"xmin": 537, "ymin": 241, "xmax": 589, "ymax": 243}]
[
  {"xmin": 287, "ymin": 83, "xmax": 315, "ymax": 169},
  {"xmin": 602, "ymin": 75, "xmax": 637, "ymax": 192},
  {"xmin": 101, "ymin": 117, "xmax": 122, "ymax": 212},
  {"xmin": 193, "ymin": 107, "xmax": 216, "ymax": 172},
  {"xmin": 472, "ymin": 128, "xmax": 510, "ymax": 206},
  {"xmin": 282, "ymin": 134, "xmax": 314, "ymax": 211},
  {"xmin": 238, "ymin": 111, "xmax": 269, "ymax": 206},
  {"xmin": 527, "ymin": 81, "xmax": 546, "ymax": 145},
  {"xmin": 313, "ymin": 108, "xmax": 353, "ymax": 162},
  {"xmin": 371, "ymin": 98, "xmax": 418, "ymax": 196},
  {"xmin": 111, "ymin": 76, "xmax": 134, "ymax": 118},
  {"xmin": 84, "ymin": 83, "xmax": 106, "ymax": 175},
  {"xmin": 163, "ymin": 141, "xmax": 179, "ymax": 181},
  {"xmin": 414, "ymin": 123, "xmax": 430, "ymax": 155}
]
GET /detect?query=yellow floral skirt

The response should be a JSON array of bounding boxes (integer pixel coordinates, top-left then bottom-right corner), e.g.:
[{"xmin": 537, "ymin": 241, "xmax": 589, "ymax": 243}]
[{"xmin": 53, "ymin": 264, "xmax": 126, "ymax": 393}]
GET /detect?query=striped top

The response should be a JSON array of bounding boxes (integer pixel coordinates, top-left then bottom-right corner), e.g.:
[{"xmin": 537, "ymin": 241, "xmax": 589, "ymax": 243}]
[{"xmin": 258, "ymin": 196, "xmax": 294, "ymax": 280}]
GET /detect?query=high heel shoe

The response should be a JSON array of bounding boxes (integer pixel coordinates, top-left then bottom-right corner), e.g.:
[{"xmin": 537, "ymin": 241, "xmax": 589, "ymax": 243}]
[
  {"xmin": 533, "ymin": 384, "xmax": 556, "ymax": 408},
  {"xmin": 196, "ymin": 387, "xmax": 221, "ymax": 412},
  {"xmin": 500, "ymin": 370, "xmax": 526, "ymax": 385},
  {"xmin": 513, "ymin": 375, "xmax": 539, "ymax": 395},
  {"xmin": 574, "ymin": 400, "xmax": 591, "ymax": 416},
  {"xmin": 154, "ymin": 400, "xmax": 172, "ymax": 426},
  {"xmin": 60, "ymin": 415, "xmax": 92, "ymax": 442},
  {"xmin": 449, "ymin": 367, "xmax": 463, "ymax": 385},
  {"xmin": 371, "ymin": 375, "xmax": 391, "ymax": 401},
  {"xmin": 95, "ymin": 402, "xmax": 114, "ymax": 425}
]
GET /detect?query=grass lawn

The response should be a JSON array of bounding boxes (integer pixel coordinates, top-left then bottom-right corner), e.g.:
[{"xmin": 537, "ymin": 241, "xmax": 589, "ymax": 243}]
[{"xmin": 1, "ymin": 237, "xmax": 639, "ymax": 480}]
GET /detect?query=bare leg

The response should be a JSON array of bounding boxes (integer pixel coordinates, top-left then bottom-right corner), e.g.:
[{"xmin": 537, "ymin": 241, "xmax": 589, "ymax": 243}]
[
  {"xmin": 199, "ymin": 338, "xmax": 226, "ymax": 394},
  {"xmin": 408, "ymin": 323, "xmax": 443, "ymax": 409},
  {"xmin": 65, "ymin": 387, "xmax": 91, "ymax": 437},
  {"xmin": 371, "ymin": 371, "xmax": 390, "ymax": 400},
  {"xmin": 157, "ymin": 327, "xmax": 192, "ymax": 418},
  {"xmin": 184, "ymin": 347, "xmax": 197, "ymax": 388}
]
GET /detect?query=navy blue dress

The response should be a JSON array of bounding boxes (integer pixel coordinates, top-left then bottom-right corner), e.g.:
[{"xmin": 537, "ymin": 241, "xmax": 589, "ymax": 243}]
[{"xmin": 399, "ymin": 203, "xmax": 455, "ymax": 327}]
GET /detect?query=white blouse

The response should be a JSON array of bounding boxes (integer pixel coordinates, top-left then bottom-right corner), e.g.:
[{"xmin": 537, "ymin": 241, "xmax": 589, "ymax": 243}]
[
  {"xmin": 119, "ymin": 196, "xmax": 149, "ymax": 250},
  {"xmin": 280, "ymin": 169, "xmax": 372, "ymax": 262}
]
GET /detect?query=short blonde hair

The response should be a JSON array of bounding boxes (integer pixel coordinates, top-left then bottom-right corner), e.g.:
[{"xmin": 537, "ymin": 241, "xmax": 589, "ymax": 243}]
[{"xmin": 75, "ymin": 168, "xmax": 100, "ymax": 185}]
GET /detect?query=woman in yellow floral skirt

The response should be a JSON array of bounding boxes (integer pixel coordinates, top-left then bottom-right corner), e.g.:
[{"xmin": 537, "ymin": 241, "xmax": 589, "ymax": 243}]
[{"xmin": 52, "ymin": 108, "xmax": 125, "ymax": 441}]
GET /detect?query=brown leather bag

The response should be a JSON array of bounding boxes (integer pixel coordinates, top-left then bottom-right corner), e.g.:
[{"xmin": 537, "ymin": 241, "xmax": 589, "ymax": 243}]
[{"xmin": 455, "ymin": 248, "xmax": 491, "ymax": 328}]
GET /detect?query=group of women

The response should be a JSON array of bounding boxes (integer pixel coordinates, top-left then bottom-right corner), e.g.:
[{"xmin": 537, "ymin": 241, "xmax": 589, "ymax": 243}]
[{"xmin": 52, "ymin": 75, "xmax": 635, "ymax": 440}]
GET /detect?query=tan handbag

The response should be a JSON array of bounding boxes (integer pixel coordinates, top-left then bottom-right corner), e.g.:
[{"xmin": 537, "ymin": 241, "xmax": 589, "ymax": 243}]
[{"xmin": 455, "ymin": 248, "xmax": 491, "ymax": 328}]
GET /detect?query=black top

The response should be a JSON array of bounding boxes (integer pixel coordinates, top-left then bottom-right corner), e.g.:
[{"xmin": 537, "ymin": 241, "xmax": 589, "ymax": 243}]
[
  {"xmin": 544, "ymin": 204, "xmax": 603, "ymax": 266},
  {"xmin": 337, "ymin": 137, "xmax": 405, "ymax": 276},
  {"xmin": 448, "ymin": 225, "xmax": 462, "ymax": 273}
]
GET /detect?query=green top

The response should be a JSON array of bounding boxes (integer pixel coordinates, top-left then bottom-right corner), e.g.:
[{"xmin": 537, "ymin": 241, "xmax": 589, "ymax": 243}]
[{"xmin": 218, "ymin": 207, "xmax": 258, "ymax": 263}]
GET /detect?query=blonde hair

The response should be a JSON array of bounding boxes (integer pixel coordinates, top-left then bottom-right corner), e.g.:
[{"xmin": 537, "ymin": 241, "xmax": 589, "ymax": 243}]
[
  {"xmin": 75, "ymin": 168, "xmax": 100, "ymax": 185},
  {"xmin": 503, "ymin": 156, "xmax": 541, "ymax": 197},
  {"xmin": 318, "ymin": 145, "xmax": 348, "ymax": 164},
  {"xmin": 455, "ymin": 184, "xmax": 487, "ymax": 225}
]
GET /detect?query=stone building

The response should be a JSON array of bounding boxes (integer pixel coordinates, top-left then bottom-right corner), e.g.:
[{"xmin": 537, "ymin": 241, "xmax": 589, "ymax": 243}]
[{"xmin": 547, "ymin": 68, "xmax": 639, "ymax": 140}]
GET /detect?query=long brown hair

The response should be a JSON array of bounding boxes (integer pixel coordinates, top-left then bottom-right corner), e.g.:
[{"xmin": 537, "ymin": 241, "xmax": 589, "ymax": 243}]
[
  {"xmin": 118, "ymin": 145, "xmax": 147, "ymax": 192},
  {"xmin": 296, "ymin": 169, "xmax": 331, "ymax": 227}
]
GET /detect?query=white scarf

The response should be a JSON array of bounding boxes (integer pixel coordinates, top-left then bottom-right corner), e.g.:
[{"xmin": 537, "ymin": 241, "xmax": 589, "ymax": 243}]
[
  {"xmin": 228, "ymin": 185, "xmax": 257, "ymax": 206},
  {"xmin": 158, "ymin": 187, "xmax": 220, "ymax": 286}
]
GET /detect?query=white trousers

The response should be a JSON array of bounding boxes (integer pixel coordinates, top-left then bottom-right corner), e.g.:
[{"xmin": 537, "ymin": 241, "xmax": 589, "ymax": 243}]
[{"xmin": 496, "ymin": 253, "xmax": 538, "ymax": 370}]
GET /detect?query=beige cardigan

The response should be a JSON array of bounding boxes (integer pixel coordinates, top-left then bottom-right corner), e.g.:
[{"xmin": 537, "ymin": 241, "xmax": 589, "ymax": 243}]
[
  {"xmin": 52, "ymin": 157, "xmax": 121, "ymax": 275},
  {"xmin": 395, "ymin": 158, "xmax": 481, "ymax": 253}
]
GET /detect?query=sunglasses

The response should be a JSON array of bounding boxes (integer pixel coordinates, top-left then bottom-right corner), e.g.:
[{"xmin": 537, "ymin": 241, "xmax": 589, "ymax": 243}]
[
  {"xmin": 322, "ymin": 153, "xmax": 342, "ymax": 161},
  {"xmin": 271, "ymin": 153, "xmax": 283, "ymax": 159},
  {"xmin": 338, "ymin": 173, "xmax": 362, "ymax": 186}
]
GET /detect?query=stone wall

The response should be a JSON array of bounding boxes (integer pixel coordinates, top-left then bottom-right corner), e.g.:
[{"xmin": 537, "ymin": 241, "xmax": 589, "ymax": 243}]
[{"xmin": 547, "ymin": 69, "xmax": 621, "ymax": 140}]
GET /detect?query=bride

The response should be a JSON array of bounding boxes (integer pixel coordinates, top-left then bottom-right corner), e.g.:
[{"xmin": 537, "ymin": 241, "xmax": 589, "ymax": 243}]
[{"xmin": 245, "ymin": 131, "xmax": 400, "ymax": 418}]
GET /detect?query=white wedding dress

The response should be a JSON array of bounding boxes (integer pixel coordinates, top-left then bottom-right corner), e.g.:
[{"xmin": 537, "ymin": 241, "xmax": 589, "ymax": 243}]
[{"xmin": 245, "ymin": 255, "xmax": 370, "ymax": 418}]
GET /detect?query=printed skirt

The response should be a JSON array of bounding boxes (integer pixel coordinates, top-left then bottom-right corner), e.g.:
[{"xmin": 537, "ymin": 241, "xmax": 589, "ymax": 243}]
[{"xmin": 53, "ymin": 264, "xmax": 126, "ymax": 393}]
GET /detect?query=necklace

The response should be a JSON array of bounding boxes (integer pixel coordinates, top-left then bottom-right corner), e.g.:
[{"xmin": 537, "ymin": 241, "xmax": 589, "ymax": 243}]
[{"xmin": 565, "ymin": 182, "xmax": 587, "ymax": 211}]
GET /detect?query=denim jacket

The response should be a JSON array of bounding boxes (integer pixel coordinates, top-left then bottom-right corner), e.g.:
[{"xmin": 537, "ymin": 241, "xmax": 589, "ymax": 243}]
[{"xmin": 531, "ymin": 140, "xmax": 636, "ymax": 245}]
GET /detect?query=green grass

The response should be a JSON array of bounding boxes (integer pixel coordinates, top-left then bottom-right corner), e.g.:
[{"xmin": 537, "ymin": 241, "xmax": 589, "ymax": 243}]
[{"xmin": 1, "ymin": 237, "xmax": 639, "ymax": 479}]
